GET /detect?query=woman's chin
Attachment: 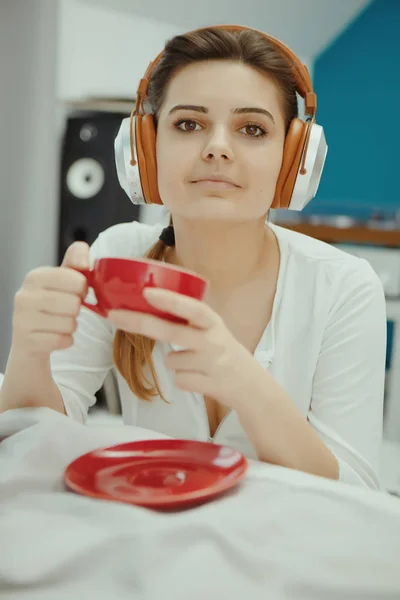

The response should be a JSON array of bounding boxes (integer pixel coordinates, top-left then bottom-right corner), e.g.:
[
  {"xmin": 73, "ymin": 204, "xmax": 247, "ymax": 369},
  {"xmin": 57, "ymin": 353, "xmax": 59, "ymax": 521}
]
[{"xmin": 165, "ymin": 192, "xmax": 266, "ymax": 221}]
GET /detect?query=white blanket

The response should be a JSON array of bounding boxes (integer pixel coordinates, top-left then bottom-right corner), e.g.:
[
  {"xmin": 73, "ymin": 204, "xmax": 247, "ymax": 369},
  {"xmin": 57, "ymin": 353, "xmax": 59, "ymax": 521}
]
[{"xmin": 1, "ymin": 408, "xmax": 400, "ymax": 600}]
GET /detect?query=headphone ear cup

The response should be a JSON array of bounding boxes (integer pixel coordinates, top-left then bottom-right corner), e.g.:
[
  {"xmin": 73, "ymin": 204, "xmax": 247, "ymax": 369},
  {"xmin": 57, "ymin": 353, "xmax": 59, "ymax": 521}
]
[
  {"xmin": 136, "ymin": 114, "xmax": 163, "ymax": 205},
  {"xmin": 272, "ymin": 118, "xmax": 308, "ymax": 209}
]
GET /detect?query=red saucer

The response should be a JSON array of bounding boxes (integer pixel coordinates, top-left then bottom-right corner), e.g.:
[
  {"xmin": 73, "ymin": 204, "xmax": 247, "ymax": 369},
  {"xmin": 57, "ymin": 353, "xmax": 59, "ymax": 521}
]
[{"xmin": 64, "ymin": 439, "xmax": 248, "ymax": 510}]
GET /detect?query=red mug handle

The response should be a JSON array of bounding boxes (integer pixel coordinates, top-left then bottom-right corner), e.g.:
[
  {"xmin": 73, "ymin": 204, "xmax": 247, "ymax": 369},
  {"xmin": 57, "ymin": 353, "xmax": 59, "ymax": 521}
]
[{"xmin": 79, "ymin": 269, "xmax": 105, "ymax": 317}]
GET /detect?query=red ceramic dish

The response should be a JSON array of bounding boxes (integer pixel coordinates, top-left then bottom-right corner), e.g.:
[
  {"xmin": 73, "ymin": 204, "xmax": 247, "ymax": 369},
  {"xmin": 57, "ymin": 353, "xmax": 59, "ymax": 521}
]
[
  {"xmin": 64, "ymin": 439, "xmax": 248, "ymax": 510},
  {"xmin": 78, "ymin": 257, "xmax": 208, "ymax": 322}
]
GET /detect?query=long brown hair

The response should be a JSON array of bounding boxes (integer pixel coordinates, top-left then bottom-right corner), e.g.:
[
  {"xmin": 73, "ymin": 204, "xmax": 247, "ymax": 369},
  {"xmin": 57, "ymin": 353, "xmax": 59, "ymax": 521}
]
[{"xmin": 113, "ymin": 27, "xmax": 298, "ymax": 402}]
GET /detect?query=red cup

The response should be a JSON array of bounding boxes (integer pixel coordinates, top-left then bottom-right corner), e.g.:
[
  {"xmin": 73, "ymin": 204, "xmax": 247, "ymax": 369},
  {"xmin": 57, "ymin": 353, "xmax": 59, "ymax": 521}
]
[{"xmin": 78, "ymin": 257, "xmax": 208, "ymax": 322}]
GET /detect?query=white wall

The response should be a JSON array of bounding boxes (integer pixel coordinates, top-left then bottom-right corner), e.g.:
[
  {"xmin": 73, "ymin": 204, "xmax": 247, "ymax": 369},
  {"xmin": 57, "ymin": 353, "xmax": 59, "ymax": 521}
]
[
  {"xmin": 57, "ymin": 0, "xmax": 181, "ymax": 102},
  {"xmin": 0, "ymin": 0, "xmax": 61, "ymax": 371},
  {"xmin": 57, "ymin": 0, "xmax": 314, "ymax": 102},
  {"xmin": 83, "ymin": 0, "xmax": 371, "ymax": 60}
]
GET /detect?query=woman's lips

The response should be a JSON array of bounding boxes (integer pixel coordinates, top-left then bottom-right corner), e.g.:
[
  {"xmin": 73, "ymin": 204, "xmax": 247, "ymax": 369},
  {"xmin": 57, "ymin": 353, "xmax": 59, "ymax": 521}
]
[{"xmin": 192, "ymin": 179, "xmax": 238, "ymax": 189}]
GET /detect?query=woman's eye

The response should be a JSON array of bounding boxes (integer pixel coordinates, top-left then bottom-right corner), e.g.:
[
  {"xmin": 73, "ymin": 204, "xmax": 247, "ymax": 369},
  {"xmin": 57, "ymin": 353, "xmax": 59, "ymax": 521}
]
[
  {"xmin": 240, "ymin": 124, "xmax": 267, "ymax": 138},
  {"xmin": 174, "ymin": 119, "xmax": 202, "ymax": 133}
]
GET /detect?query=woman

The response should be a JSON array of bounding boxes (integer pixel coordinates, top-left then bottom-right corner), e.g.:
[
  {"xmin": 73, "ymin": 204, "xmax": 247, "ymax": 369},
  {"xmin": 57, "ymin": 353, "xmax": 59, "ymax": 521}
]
[{"xmin": 0, "ymin": 26, "xmax": 386, "ymax": 488}]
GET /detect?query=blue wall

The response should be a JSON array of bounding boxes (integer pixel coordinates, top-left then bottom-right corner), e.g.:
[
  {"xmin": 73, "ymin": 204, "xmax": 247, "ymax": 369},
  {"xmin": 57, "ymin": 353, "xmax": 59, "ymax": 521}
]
[
  {"xmin": 304, "ymin": 0, "xmax": 399, "ymax": 369},
  {"xmin": 305, "ymin": 0, "xmax": 400, "ymax": 220}
]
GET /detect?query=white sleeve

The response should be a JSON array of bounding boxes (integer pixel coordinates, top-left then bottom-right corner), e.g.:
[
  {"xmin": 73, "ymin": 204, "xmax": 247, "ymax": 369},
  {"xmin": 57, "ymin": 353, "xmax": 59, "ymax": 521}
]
[{"xmin": 307, "ymin": 260, "xmax": 387, "ymax": 489}]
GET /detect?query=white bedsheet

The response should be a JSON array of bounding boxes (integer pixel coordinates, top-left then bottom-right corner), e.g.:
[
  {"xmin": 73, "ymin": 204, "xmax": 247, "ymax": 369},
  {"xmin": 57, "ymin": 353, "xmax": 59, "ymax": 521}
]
[{"xmin": 1, "ymin": 407, "xmax": 400, "ymax": 600}]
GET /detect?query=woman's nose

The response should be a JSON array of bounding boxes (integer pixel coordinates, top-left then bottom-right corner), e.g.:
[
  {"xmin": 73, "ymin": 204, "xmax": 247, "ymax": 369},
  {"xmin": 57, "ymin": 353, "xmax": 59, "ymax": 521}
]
[{"xmin": 201, "ymin": 127, "xmax": 234, "ymax": 162}]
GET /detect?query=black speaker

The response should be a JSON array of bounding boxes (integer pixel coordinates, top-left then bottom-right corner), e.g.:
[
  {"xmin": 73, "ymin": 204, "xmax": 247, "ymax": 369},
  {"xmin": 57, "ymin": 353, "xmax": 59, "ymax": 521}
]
[{"xmin": 57, "ymin": 111, "xmax": 140, "ymax": 264}]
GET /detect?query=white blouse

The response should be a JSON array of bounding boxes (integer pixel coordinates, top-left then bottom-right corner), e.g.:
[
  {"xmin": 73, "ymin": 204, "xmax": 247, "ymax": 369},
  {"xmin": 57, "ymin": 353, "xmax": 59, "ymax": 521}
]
[{"xmin": 50, "ymin": 220, "xmax": 387, "ymax": 489}]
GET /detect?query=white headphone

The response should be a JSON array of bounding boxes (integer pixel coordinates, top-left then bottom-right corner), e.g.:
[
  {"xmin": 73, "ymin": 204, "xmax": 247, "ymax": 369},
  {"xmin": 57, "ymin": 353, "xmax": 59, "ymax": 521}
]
[{"xmin": 114, "ymin": 25, "xmax": 328, "ymax": 212}]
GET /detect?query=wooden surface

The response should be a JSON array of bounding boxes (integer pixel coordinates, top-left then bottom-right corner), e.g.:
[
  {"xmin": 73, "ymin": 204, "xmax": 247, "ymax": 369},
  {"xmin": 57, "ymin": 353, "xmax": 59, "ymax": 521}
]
[{"xmin": 279, "ymin": 222, "xmax": 400, "ymax": 247}]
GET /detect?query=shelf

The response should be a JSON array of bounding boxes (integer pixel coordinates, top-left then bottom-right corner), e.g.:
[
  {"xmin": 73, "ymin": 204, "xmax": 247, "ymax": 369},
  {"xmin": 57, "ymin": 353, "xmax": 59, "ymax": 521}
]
[
  {"xmin": 278, "ymin": 222, "xmax": 400, "ymax": 248},
  {"xmin": 60, "ymin": 97, "xmax": 136, "ymax": 115}
]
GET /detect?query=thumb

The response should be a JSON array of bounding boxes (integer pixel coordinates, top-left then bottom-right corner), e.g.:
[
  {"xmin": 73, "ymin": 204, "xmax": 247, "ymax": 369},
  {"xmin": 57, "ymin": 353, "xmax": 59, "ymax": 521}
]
[{"xmin": 61, "ymin": 241, "xmax": 90, "ymax": 270}]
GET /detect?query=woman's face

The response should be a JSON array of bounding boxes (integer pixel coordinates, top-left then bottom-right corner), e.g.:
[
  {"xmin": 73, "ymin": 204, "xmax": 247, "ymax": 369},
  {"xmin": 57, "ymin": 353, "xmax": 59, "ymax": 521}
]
[{"xmin": 156, "ymin": 60, "xmax": 287, "ymax": 222}]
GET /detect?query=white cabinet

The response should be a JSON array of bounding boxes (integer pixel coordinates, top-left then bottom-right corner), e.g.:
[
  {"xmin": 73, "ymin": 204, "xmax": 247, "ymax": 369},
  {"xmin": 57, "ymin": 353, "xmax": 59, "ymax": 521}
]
[
  {"xmin": 336, "ymin": 244, "xmax": 400, "ymax": 445},
  {"xmin": 335, "ymin": 244, "xmax": 400, "ymax": 298}
]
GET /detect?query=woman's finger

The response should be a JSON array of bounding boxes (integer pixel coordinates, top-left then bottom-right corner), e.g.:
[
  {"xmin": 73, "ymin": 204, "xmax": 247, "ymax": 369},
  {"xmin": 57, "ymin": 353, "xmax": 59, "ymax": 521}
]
[
  {"xmin": 108, "ymin": 310, "xmax": 204, "ymax": 349},
  {"xmin": 142, "ymin": 288, "xmax": 219, "ymax": 330},
  {"xmin": 174, "ymin": 371, "xmax": 213, "ymax": 395},
  {"xmin": 164, "ymin": 350, "xmax": 207, "ymax": 373}
]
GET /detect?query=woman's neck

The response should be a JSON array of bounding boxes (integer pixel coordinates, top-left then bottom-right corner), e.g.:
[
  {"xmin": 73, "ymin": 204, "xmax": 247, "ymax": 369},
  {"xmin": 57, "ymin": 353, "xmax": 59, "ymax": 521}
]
[{"xmin": 164, "ymin": 217, "xmax": 278, "ymax": 291}]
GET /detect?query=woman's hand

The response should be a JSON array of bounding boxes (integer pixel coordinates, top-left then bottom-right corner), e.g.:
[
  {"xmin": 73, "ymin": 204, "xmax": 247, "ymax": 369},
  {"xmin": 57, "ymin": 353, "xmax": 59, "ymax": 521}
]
[
  {"xmin": 108, "ymin": 287, "xmax": 263, "ymax": 408},
  {"xmin": 11, "ymin": 242, "xmax": 90, "ymax": 358}
]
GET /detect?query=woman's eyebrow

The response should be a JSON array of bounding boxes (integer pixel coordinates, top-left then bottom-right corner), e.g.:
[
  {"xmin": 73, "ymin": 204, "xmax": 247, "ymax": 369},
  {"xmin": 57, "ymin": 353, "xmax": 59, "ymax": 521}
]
[
  {"xmin": 168, "ymin": 104, "xmax": 275, "ymax": 124},
  {"xmin": 168, "ymin": 104, "xmax": 208, "ymax": 115},
  {"xmin": 233, "ymin": 107, "xmax": 275, "ymax": 124}
]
